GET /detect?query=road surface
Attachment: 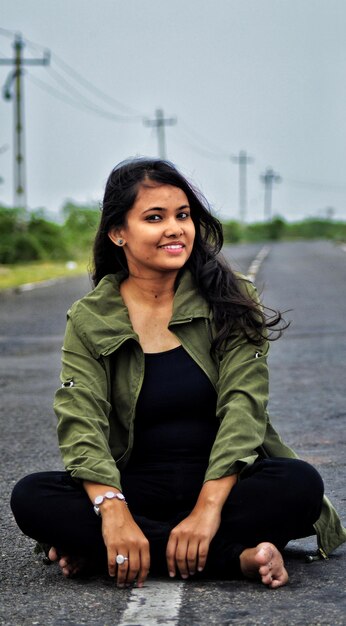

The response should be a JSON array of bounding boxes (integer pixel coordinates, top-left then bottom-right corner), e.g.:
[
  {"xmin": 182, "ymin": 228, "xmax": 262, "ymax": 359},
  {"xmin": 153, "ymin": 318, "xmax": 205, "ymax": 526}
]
[{"xmin": 1, "ymin": 240, "xmax": 345, "ymax": 625}]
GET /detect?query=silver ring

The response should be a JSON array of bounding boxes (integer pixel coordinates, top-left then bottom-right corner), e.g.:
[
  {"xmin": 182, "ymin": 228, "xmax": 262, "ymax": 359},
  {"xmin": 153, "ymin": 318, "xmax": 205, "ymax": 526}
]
[{"xmin": 116, "ymin": 554, "xmax": 129, "ymax": 565}]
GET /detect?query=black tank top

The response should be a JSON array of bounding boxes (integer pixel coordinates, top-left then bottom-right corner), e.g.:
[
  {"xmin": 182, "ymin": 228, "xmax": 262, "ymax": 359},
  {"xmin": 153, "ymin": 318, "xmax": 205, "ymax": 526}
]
[{"xmin": 128, "ymin": 345, "xmax": 218, "ymax": 465}]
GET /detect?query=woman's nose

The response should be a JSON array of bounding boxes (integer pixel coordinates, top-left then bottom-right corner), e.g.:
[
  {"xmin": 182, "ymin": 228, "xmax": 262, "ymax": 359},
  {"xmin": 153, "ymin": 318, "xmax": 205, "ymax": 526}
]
[{"xmin": 164, "ymin": 219, "xmax": 183, "ymax": 237}]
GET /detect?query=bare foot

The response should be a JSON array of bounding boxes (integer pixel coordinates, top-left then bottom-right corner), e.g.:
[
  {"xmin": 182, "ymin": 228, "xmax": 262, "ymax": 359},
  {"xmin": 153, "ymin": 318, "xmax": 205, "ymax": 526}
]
[
  {"xmin": 239, "ymin": 542, "xmax": 289, "ymax": 589},
  {"xmin": 48, "ymin": 547, "xmax": 87, "ymax": 578}
]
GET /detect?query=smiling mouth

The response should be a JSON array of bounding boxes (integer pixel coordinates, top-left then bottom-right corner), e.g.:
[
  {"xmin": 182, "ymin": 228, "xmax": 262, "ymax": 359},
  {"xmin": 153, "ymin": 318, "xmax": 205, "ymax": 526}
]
[{"xmin": 159, "ymin": 243, "xmax": 185, "ymax": 249}]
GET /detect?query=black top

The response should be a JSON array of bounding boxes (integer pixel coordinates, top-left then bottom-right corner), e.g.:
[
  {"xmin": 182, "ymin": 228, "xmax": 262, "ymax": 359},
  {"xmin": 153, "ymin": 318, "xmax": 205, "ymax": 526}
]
[{"xmin": 129, "ymin": 346, "xmax": 218, "ymax": 465}]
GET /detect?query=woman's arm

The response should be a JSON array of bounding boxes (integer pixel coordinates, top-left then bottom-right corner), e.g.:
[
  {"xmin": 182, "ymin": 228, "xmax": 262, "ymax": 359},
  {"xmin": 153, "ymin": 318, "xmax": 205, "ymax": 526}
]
[
  {"xmin": 55, "ymin": 319, "xmax": 150, "ymax": 586},
  {"xmin": 205, "ymin": 333, "xmax": 270, "ymax": 482},
  {"xmin": 54, "ymin": 317, "xmax": 122, "ymax": 488},
  {"xmin": 166, "ymin": 474, "xmax": 237, "ymax": 578}
]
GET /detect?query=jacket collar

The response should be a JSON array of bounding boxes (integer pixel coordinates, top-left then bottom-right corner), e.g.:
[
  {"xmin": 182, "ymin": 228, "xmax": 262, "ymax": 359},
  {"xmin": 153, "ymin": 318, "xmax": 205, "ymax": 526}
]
[
  {"xmin": 69, "ymin": 269, "xmax": 210, "ymax": 358},
  {"xmin": 171, "ymin": 270, "xmax": 211, "ymax": 323}
]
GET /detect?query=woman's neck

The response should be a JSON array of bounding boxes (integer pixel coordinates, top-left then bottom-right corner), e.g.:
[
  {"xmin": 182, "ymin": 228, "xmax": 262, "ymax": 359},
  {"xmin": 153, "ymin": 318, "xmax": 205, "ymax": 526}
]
[{"xmin": 121, "ymin": 272, "xmax": 177, "ymax": 307}]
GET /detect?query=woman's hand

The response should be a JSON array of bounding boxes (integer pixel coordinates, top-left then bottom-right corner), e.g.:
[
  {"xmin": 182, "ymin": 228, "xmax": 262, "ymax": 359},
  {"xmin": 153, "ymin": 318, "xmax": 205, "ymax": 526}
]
[
  {"xmin": 166, "ymin": 506, "xmax": 221, "ymax": 578},
  {"xmin": 101, "ymin": 499, "xmax": 150, "ymax": 587},
  {"xmin": 166, "ymin": 474, "xmax": 238, "ymax": 579},
  {"xmin": 83, "ymin": 481, "xmax": 150, "ymax": 588}
]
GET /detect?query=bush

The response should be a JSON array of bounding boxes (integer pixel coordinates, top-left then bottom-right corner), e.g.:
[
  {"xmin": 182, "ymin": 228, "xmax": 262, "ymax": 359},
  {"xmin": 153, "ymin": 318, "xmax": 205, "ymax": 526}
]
[
  {"xmin": 62, "ymin": 202, "xmax": 100, "ymax": 256},
  {"xmin": 267, "ymin": 216, "xmax": 286, "ymax": 240},
  {"xmin": 28, "ymin": 213, "xmax": 69, "ymax": 260},
  {"xmin": 222, "ymin": 216, "xmax": 346, "ymax": 243},
  {"xmin": 244, "ymin": 222, "xmax": 272, "ymax": 242},
  {"xmin": 285, "ymin": 219, "xmax": 346, "ymax": 240},
  {"xmin": 0, "ymin": 206, "xmax": 27, "ymax": 235},
  {"xmin": 0, "ymin": 203, "xmax": 100, "ymax": 264},
  {"xmin": 222, "ymin": 220, "xmax": 244, "ymax": 243},
  {"xmin": 0, "ymin": 231, "xmax": 45, "ymax": 264}
]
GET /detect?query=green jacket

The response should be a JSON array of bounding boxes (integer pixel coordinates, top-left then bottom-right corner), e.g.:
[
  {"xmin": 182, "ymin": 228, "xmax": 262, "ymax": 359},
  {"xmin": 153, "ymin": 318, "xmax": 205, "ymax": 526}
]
[{"xmin": 54, "ymin": 270, "xmax": 346, "ymax": 558}]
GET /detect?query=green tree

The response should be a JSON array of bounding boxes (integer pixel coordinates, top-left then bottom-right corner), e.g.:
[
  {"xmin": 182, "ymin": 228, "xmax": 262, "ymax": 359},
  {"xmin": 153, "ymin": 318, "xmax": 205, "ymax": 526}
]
[
  {"xmin": 28, "ymin": 212, "xmax": 69, "ymax": 260},
  {"xmin": 267, "ymin": 216, "xmax": 286, "ymax": 240},
  {"xmin": 222, "ymin": 220, "xmax": 243, "ymax": 243},
  {"xmin": 62, "ymin": 201, "xmax": 100, "ymax": 256}
]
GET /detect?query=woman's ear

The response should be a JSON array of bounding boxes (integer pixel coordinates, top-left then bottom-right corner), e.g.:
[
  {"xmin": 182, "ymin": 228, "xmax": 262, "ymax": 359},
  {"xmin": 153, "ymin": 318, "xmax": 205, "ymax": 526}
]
[{"xmin": 108, "ymin": 228, "xmax": 126, "ymax": 247}]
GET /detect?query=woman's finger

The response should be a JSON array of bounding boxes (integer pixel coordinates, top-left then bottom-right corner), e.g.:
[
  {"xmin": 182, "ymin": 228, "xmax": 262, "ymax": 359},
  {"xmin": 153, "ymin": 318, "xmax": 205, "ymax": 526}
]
[
  {"xmin": 126, "ymin": 552, "xmax": 140, "ymax": 586},
  {"xmin": 108, "ymin": 550, "xmax": 117, "ymax": 578},
  {"xmin": 197, "ymin": 538, "xmax": 210, "ymax": 573},
  {"xmin": 166, "ymin": 534, "xmax": 178, "ymax": 578},
  {"xmin": 137, "ymin": 544, "xmax": 151, "ymax": 588},
  {"xmin": 116, "ymin": 554, "xmax": 130, "ymax": 588},
  {"xmin": 186, "ymin": 539, "xmax": 199, "ymax": 575},
  {"xmin": 175, "ymin": 540, "xmax": 189, "ymax": 579}
]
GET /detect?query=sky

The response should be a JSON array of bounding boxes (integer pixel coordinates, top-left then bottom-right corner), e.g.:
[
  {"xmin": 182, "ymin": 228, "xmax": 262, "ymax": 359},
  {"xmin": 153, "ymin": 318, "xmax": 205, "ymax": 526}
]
[{"xmin": 1, "ymin": 0, "xmax": 346, "ymax": 223}]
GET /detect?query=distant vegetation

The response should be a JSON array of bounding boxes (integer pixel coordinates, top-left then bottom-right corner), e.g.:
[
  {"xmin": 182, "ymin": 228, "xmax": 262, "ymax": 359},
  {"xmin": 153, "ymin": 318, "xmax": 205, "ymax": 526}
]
[
  {"xmin": 0, "ymin": 204, "xmax": 346, "ymax": 265},
  {"xmin": 222, "ymin": 215, "xmax": 346, "ymax": 243},
  {"xmin": 0, "ymin": 202, "xmax": 100, "ymax": 264}
]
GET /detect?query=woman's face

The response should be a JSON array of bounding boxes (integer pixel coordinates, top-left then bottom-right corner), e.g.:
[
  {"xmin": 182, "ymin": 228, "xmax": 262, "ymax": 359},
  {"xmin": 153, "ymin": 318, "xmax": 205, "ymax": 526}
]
[{"xmin": 108, "ymin": 183, "xmax": 195, "ymax": 277}]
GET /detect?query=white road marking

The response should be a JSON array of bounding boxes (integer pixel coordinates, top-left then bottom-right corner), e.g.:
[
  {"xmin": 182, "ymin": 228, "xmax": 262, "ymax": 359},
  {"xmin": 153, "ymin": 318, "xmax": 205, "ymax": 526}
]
[
  {"xmin": 118, "ymin": 580, "xmax": 184, "ymax": 626},
  {"xmin": 247, "ymin": 245, "xmax": 271, "ymax": 282},
  {"xmin": 15, "ymin": 278, "xmax": 62, "ymax": 292}
]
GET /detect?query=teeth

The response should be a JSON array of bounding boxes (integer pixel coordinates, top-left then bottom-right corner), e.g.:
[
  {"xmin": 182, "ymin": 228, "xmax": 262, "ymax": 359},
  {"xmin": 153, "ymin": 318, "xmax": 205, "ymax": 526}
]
[{"xmin": 162, "ymin": 244, "xmax": 183, "ymax": 249}]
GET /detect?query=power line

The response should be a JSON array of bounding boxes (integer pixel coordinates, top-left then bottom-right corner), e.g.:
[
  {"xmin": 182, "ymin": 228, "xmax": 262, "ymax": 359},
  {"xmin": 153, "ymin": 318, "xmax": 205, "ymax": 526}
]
[
  {"xmin": 26, "ymin": 72, "xmax": 122, "ymax": 117},
  {"xmin": 177, "ymin": 120, "xmax": 229, "ymax": 160},
  {"xmin": 22, "ymin": 34, "xmax": 144, "ymax": 117},
  {"xmin": 51, "ymin": 53, "xmax": 144, "ymax": 117},
  {"xmin": 26, "ymin": 72, "xmax": 141, "ymax": 123},
  {"xmin": 174, "ymin": 129, "xmax": 226, "ymax": 161},
  {"xmin": 285, "ymin": 177, "xmax": 346, "ymax": 193},
  {"xmin": 0, "ymin": 27, "xmax": 17, "ymax": 39},
  {"xmin": 37, "ymin": 65, "xmax": 141, "ymax": 122}
]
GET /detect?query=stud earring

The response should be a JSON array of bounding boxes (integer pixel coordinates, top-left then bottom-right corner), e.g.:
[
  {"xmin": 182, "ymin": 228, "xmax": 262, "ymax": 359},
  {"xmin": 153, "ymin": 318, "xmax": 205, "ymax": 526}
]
[{"xmin": 117, "ymin": 238, "xmax": 124, "ymax": 246}]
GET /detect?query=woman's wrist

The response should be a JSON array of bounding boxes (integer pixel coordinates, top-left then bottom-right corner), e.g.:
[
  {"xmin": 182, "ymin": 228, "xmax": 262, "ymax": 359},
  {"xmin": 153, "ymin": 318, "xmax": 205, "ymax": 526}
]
[
  {"xmin": 196, "ymin": 475, "xmax": 238, "ymax": 510},
  {"xmin": 93, "ymin": 491, "xmax": 127, "ymax": 516},
  {"xmin": 82, "ymin": 481, "xmax": 124, "ymax": 509},
  {"xmin": 97, "ymin": 496, "xmax": 129, "ymax": 518}
]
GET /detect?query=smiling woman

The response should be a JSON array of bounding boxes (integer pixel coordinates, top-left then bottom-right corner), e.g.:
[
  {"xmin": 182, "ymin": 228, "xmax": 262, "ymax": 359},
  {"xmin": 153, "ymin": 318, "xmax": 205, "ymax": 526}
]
[
  {"xmin": 108, "ymin": 183, "xmax": 196, "ymax": 278},
  {"xmin": 10, "ymin": 157, "xmax": 346, "ymax": 591}
]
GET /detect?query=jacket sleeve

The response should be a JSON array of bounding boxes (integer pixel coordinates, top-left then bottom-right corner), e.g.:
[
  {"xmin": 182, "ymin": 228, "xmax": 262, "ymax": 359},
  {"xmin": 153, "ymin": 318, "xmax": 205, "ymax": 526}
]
[
  {"xmin": 53, "ymin": 316, "xmax": 122, "ymax": 490},
  {"xmin": 204, "ymin": 281, "xmax": 270, "ymax": 481}
]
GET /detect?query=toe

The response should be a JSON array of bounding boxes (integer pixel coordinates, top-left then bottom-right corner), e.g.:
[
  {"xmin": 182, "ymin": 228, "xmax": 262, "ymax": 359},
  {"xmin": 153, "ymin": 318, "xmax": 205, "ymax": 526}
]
[{"xmin": 48, "ymin": 547, "xmax": 58, "ymax": 562}]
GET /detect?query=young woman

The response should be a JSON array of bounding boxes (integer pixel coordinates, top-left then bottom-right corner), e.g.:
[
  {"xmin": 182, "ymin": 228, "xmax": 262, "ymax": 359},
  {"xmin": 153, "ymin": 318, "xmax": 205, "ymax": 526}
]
[{"xmin": 11, "ymin": 158, "xmax": 346, "ymax": 589}]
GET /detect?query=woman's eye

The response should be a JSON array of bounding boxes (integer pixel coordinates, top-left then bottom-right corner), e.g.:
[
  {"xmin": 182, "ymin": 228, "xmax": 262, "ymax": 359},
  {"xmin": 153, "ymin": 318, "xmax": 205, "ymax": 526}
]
[
  {"xmin": 145, "ymin": 214, "xmax": 162, "ymax": 222},
  {"xmin": 177, "ymin": 211, "xmax": 190, "ymax": 220}
]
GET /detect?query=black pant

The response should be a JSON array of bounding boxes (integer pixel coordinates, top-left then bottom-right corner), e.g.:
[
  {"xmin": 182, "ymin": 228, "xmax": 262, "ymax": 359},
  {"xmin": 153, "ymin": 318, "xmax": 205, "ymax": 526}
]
[{"xmin": 10, "ymin": 458, "xmax": 324, "ymax": 578}]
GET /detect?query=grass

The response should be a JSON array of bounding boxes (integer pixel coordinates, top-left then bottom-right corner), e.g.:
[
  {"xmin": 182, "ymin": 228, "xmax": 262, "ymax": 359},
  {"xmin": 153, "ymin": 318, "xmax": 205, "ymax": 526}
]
[{"xmin": 0, "ymin": 259, "xmax": 90, "ymax": 290}]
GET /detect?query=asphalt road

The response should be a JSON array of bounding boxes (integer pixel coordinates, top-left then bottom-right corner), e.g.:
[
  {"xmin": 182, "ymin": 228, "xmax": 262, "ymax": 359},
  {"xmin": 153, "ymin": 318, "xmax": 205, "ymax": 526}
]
[{"xmin": 0, "ymin": 241, "xmax": 345, "ymax": 626}]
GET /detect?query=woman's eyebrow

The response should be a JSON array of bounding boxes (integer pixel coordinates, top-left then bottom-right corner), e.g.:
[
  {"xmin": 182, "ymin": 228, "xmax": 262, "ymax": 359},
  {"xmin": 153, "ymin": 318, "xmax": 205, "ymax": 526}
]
[{"xmin": 143, "ymin": 204, "xmax": 190, "ymax": 213}]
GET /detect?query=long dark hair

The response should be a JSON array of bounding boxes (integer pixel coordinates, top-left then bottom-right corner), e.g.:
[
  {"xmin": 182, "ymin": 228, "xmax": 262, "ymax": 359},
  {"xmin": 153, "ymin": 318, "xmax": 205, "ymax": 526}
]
[{"xmin": 92, "ymin": 157, "xmax": 286, "ymax": 352}]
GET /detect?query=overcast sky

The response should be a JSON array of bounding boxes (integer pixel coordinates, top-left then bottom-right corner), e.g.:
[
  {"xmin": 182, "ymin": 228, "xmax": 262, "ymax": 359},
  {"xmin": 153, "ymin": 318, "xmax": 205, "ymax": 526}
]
[{"xmin": 1, "ymin": 0, "xmax": 346, "ymax": 222}]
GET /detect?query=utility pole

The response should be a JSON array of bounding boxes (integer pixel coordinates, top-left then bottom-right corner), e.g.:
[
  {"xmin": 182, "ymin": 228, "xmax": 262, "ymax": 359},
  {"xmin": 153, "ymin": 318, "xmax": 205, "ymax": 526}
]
[
  {"xmin": 230, "ymin": 150, "xmax": 254, "ymax": 223},
  {"xmin": 143, "ymin": 108, "xmax": 177, "ymax": 159},
  {"xmin": 260, "ymin": 167, "xmax": 281, "ymax": 220},
  {"xmin": 0, "ymin": 33, "xmax": 49, "ymax": 208}
]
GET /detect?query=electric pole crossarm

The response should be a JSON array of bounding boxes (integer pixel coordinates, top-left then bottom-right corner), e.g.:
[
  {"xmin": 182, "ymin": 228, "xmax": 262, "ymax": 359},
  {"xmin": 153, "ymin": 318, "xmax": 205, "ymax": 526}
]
[{"xmin": 0, "ymin": 58, "xmax": 50, "ymax": 65}]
